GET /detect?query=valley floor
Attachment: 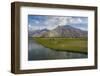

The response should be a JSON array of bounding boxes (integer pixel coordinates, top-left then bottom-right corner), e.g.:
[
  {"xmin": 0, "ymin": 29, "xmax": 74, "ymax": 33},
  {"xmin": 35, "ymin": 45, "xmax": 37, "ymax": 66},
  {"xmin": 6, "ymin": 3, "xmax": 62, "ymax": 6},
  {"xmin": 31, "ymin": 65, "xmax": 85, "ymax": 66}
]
[{"xmin": 33, "ymin": 37, "xmax": 88, "ymax": 54}]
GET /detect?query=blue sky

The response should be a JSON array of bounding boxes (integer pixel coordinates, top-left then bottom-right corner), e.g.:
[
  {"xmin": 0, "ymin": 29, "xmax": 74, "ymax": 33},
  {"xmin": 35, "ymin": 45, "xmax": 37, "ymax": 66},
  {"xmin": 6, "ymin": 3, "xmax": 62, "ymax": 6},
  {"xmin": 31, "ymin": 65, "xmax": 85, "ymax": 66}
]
[{"xmin": 28, "ymin": 15, "xmax": 88, "ymax": 31}]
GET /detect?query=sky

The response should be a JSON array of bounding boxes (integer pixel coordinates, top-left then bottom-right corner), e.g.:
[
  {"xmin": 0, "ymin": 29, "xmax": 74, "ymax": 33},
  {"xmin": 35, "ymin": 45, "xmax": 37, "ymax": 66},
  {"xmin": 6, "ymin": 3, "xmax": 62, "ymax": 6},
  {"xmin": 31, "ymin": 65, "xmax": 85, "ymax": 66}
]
[{"xmin": 28, "ymin": 15, "xmax": 88, "ymax": 31}]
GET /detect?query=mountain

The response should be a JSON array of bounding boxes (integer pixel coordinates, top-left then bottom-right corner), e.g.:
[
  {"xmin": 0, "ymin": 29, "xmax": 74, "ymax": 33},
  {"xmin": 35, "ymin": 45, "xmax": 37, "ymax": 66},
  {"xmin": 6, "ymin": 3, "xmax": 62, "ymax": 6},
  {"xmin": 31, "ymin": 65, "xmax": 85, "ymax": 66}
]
[
  {"xmin": 29, "ymin": 29, "xmax": 49, "ymax": 37},
  {"xmin": 29, "ymin": 25, "xmax": 87, "ymax": 38}
]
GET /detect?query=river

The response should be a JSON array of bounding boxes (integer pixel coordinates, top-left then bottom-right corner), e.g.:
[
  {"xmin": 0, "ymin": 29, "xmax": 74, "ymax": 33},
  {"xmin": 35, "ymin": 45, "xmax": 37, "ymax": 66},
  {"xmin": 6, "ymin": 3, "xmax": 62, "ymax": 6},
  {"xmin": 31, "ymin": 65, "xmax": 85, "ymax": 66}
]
[{"xmin": 28, "ymin": 38, "xmax": 87, "ymax": 61}]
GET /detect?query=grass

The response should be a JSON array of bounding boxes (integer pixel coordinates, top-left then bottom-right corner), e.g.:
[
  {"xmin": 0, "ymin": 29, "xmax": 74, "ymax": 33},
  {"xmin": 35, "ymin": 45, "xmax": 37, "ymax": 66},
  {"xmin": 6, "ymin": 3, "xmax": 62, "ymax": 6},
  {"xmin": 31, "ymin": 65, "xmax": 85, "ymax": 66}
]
[{"xmin": 33, "ymin": 37, "xmax": 88, "ymax": 54}]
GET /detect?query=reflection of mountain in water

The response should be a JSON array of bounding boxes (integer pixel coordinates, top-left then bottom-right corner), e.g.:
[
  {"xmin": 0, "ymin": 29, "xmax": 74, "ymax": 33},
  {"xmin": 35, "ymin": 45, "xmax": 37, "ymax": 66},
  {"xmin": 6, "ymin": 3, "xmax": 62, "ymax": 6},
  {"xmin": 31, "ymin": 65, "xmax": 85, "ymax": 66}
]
[{"xmin": 29, "ymin": 25, "xmax": 87, "ymax": 38}]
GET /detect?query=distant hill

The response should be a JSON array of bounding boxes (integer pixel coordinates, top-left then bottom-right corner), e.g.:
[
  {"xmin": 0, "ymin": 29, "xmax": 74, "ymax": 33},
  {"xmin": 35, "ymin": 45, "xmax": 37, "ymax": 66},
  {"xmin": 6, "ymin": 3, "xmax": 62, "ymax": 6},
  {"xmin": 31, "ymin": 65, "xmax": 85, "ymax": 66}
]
[
  {"xmin": 29, "ymin": 25, "xmax": 87, "ymax": 38},
  {"xmin": 28, "ymin": 29, "xmax": 49, "ymax": 37}
]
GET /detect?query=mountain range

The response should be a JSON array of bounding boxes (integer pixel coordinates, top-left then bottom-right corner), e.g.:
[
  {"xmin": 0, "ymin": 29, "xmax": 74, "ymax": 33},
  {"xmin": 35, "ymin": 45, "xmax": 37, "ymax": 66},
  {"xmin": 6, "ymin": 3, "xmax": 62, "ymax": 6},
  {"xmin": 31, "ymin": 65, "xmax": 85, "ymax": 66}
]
[{"xmin": 28, "ymin": 25, "xmax": 87, "ymax": 38}]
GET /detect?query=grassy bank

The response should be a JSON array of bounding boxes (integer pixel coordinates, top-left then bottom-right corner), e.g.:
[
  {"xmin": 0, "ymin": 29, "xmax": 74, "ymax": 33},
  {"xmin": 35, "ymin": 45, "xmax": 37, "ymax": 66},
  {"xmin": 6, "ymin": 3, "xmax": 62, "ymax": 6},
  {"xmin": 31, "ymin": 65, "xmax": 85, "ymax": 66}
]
[{"xmin": 33, "ymin": 37, "xmax": 87, "ymax": 54}]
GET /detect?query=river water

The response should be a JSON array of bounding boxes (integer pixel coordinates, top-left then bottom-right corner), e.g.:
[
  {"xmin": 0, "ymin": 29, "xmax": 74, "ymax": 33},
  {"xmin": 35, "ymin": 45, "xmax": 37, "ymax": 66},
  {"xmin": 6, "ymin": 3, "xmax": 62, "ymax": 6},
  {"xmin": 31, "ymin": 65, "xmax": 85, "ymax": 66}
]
[{"xmin": 28, "ymin": 38, "xmax": 87, "ymax": 61}]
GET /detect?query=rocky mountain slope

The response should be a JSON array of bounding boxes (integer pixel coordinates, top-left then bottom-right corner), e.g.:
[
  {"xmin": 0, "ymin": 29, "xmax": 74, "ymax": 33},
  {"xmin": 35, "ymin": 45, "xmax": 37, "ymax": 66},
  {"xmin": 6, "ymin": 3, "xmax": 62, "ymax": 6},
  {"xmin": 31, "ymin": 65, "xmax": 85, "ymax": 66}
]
[{"xmin": 29, "ymin": 25, "xmax": 87, "ymax": 38}]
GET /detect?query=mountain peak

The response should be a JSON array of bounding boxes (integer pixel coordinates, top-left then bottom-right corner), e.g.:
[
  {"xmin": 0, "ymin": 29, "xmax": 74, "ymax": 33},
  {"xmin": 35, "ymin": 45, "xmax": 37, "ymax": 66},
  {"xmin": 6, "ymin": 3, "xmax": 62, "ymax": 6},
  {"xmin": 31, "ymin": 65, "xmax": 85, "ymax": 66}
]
[
  {"xmin": 55, "ymin": 25, "xmax": 74, "ymax": 30},
  {"xmin": 41, "ymin": 28, "xmax": 49, "ymax": 31},
  {"xmin": 63, "ymin": 25, "xmax": 73, "ymax": 28}
]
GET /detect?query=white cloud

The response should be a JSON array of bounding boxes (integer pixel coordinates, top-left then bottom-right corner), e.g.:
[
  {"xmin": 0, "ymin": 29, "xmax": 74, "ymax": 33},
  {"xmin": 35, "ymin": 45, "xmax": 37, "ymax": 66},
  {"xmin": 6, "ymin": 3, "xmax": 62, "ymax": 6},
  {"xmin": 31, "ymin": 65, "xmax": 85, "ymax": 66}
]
[
  {"xmin": 43, "ymin": 16, "xmax": 71, "ymax": 30},
  {"xmin": 29, "ymin": 16, "xmax": 87, "ymax": 30},
  {"xmin": 70, "ymin": 18, "xmax": 81, "ymax": 24},
  {"xmin": 28, "ymin": 24, "xmax": 39, "ymax": 31}
]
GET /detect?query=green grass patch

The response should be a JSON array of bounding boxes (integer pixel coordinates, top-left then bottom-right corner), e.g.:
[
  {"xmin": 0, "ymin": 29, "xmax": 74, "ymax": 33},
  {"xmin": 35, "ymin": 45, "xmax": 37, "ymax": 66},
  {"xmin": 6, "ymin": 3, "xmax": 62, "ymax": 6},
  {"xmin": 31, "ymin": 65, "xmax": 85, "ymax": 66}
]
[{"xmin": 33, "ymin": 37, "xmax": 88, "ymax": 54}]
